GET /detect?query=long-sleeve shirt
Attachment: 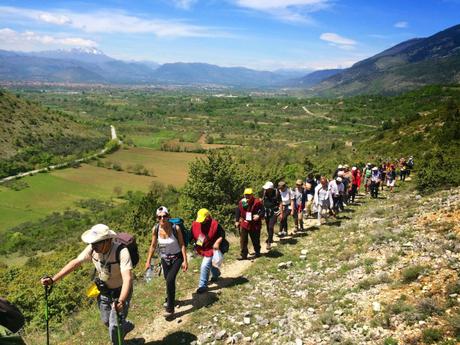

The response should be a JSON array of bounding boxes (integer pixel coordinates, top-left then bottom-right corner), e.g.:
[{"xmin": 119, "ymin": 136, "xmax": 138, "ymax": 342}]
[{"xmin": 314, "ymin": 184, "xmax": 333, "ymax": 208}]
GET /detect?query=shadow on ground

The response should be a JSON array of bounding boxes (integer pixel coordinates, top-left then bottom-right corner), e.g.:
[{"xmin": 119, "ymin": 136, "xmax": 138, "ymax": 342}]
[{"xmin": 143, "ymin": 331, "xmax": 197, "ymax": 345}]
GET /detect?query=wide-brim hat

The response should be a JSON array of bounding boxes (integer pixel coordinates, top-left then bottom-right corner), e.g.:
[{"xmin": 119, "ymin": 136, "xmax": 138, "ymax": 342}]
[
  {"xmin": 278, "ymin": 181, "xmax": 286, "ymax": 188},
  {"xmin": 81, "ymin": 224, "xmax": 117, "ymax": 244}
]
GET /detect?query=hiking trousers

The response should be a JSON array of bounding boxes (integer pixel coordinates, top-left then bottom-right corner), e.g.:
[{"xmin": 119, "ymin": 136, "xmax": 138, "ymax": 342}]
[
  {"xmin": 239, "ymin": 228, "xmax": 261, "ymax": 258},
  {"xmin": 350, "ymin": 184, "xmax": 358, "ymax": 203},
  {"xmin": 279, "ymin": 208, "xmax": 290, "ymax": 234},
  {"xmin": 265, "ymin": 214, "xmax": 277, "ymax": 244},
  {"xmin": 98, "ymin": 291, "xmax": 132, "ymax": 345},
  {"xmin": 161, "ymin": 254, "xmax": 183, "ymax": 311},
  {"xmin": 370, "ymin": 182, "xmax": 379, "ymax": 198}
]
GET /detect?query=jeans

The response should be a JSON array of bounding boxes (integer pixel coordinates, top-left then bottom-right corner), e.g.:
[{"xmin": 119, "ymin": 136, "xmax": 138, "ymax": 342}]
[
  {"xmin": 161, "ymin": 254, "xmax": 183, "ymax": 311},
  {"xmin": 199, "ymin": 256, "xmax": 220, "ymax": 288},
  {"xmin": 279, "ymin": 208, "xmax": 290, "ymax": 234},
  {"xmin": 97, "ymin": 291, "xmax": 132, "ymax": 345}
]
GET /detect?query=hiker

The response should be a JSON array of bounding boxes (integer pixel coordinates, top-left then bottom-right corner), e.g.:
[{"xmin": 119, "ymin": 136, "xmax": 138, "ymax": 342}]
[
  {"xmin": 379, "ymin": 163, "xmax": 387, "ymax": 191},
  {"xmin": 363, "ymin": 163, "xmax": 372, "ymax": 193},
  {"xmin": 278, "ymin": 181, "xmax": 294, "ymax": 237},
  {"xmin": 235, "ymin": 188, "xmax": 264, "ymax": 259},
  {"xmin": 292, "ymin": 179, "xmax": 306, "ymax": 232},
  {"xmin": 145, "ymin": 206, "xmax": 188, "ymax": 318},
  {"xmin": 370, "ymin": 167, "xmax": 382, "ymax": 198},
  {"xmin": 329, "ymin": 176, "xmax": 345, "ymax": 213},
  {"xmin": 407, "ymin": 156, "xmax": 414, "ymax": 176},
  {"xmin": 262, "ymin": 181, "xmax": 280, "ymax": 251},
  {"xmin": 0, "ymin": 298, "xmax": 26, "ymax": 345},
  {"xmin": 386, "ymin": 164, "xmax": 397, "ymax": 192},
  {"xmin": 314, "ymin": 176, "xmax": 333, "ymax": 224},
  {"xmin": 192, "ymin": 208, "xmax": 226, "ymax": 293},
  {"xmin": 342, "ymin": 165, "xmax": 352, "ymax": 204},
  {"xmin": 304, "ymin": 173, "xmax": 317, "ymax": 218},
  {"xmin": 399, "ymin": 158, "xmax": 407, "ymax": 181},
  {"xmin": 349, "ymin": 167, "xmax": 360, "ymax": 203},
  {"xmin": 41, "ymin": 224, "xmax": 134, "ymax": 345}
]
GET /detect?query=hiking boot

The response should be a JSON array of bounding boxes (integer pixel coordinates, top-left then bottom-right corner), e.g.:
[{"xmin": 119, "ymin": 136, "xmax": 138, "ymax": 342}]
[
  {"xmin": 254, "ymin": 252, "xmax": 261, "ymax": 258},
  {"xmin": 124, "ymin": 320, "xmax": 135, "ymax": 335},
  {"xmin": 210, "ymin": 276, "xmax": 219, "ymax": 283},
  {"xmin": 196, "ymin": 286, "xmax": 208, "ymax": 294}
]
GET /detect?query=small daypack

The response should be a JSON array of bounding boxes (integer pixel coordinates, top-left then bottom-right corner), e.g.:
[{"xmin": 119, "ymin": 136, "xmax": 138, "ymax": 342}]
[
  {"xmin": 114, "ymin": 233, "xmax": 139, "ymax": 267},
  {"xmin": 155, "ymin": 218, "xmax": 191, "ymax": 246}
]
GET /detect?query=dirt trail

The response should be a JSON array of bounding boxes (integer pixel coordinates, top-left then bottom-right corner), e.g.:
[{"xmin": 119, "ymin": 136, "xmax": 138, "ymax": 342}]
[
  {"xmin": 131, "ymin": 251, "xmax": 253, "ymax": 343},
  {"xmin": 301, "ymin": 106, "xmax": 335, "ymax": 122},
  {"xmin": 130, "ymin": 220, "xmax": 319, "ymax": 343}
]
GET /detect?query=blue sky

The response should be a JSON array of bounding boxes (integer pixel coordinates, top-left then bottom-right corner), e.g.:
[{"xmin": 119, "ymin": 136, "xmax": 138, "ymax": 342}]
[{"xmin": 0, "ymin": 0, "xmax": 458, "ymax": 71}]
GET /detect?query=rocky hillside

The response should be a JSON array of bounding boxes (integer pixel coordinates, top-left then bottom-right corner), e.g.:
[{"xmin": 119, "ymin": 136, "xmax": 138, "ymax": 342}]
[{"xmin": 179, "ymin": 184, "xmax": 460, "ymax": 345}]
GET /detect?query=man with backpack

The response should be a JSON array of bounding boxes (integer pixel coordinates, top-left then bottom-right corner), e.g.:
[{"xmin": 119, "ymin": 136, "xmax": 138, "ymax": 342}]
[
  {"xmin": 41, "ymin": 224, "xmax": 135, "ymax": 345},
  {"xmin": 235, "ymin": 188, "xmax": 264, "ymax": 260},
  {"xmin": 262, "ymin": 181, "xmax": 280, "ymax": 251}
]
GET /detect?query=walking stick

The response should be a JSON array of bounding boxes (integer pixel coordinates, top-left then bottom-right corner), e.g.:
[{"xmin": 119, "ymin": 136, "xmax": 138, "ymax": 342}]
[
  {"xmin": 43, "ymin": 278, "xmax": 53, "ymax": 345},
  {"xmin": 113, "ymin": 298, "xmax": 123, "ymax": 345}
]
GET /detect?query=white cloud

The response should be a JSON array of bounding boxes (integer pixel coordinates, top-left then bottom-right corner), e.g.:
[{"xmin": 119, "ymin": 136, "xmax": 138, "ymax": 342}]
[
  {"xmin": 320, "ymin": 32, "xmax": 357, "ymax": 50},
  {"xmin": 0, "ymin": 6, "xmax": 229, "ymax": 38},
  {"xmin": 394, "ymin": 21, "xmax": 408, "ymax": 28},
  {"xmin": 173, "ymin": 0, "xmax": 198, "ymax": 10},
  {"xmin": 38, "ymin": 13, "xmax": 71, "ymax": 25},
  {"xmin": 233, "ymin": 0, "xmax": 330, "ymax": 23},
  {"xmin": 0, "ymin": 27, "xmax": 97, "ymax": 49}
]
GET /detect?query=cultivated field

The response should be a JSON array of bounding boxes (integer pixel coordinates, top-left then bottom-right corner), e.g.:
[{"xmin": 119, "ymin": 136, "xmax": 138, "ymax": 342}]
[{"xmin": 0, "ymin": 148, "xmax": 202, "ymax": 231}]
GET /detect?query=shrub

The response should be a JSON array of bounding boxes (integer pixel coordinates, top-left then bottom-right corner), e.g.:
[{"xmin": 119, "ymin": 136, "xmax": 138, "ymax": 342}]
[
  {"xmin": 401, "ymin": 265, "xmax": 426, "ymax": 283},
  {"xmin": 384, "ymin": 337, "xmax": 398, "ymax": 345},
  {"xmin": 422, "ymin": 328, "xmax": 443, "ymax": 344}
]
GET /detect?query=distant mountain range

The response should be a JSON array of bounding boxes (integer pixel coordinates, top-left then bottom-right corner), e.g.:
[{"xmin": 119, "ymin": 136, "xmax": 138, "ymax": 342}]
[
  {"xmin": 0, "ymin": 48, "xmax": 310, "ymax": 87},
  {"xmin": 0, "ymin": 23, "xmax": 459, "ymax": 93},
  {"xmin": 313, "ymin": 24, "xmax": 460, "ymax": 96}
]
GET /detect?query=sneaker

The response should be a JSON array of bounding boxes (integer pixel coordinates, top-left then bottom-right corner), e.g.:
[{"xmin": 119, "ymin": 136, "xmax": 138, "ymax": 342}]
[
  {"xmin": 254, "ymin": 253, "xmax": 261, "ymax": 258},
  {"xmin": 278, "ymin": 231, "xmax": 285, "ymax": 238},
  {"xmin": 210, "ymin": 276, "xmax": 219, "ymax": 283},
  {"xmin": 196, "ymin": 286, "xmax": 208, "ymax": 294}
]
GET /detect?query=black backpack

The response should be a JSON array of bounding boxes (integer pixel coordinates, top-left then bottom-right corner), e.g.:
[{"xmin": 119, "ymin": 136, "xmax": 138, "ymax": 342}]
[{"xmin": 0, "ymin": 298, "xmax": 25, "ymax": 333}]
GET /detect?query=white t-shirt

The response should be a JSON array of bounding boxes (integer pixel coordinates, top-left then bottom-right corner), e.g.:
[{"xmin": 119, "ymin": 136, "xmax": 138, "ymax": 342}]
[
  {"xmin": 158, "ymin": 232, "xmax": 181, "ymax": 257},
  {"xmin": 77, "ymin": 242, "xmax": 132, "ymax": 289},
  {"xmin": 279, "ymin": 188, "xmax": 294, "ymax": 206}
]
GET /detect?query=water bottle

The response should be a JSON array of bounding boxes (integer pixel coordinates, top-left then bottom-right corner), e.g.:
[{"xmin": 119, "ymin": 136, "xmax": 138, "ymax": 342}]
[{"xmin": 144, "ymin": 267, "xmax": 153, "ymax": 284}]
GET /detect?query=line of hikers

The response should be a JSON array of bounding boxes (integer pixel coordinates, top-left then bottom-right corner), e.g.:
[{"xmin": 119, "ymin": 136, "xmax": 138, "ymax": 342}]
[{"xmin": 1, "ymin": 158, "xmax": 413, "ymax": 345}]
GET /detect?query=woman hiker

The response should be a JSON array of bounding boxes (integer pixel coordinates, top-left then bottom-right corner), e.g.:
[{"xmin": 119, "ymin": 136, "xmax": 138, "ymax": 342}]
[
  {"xmin": 262, "ymin": 181, "xmax": 280, "ymax": 251},
  {"xmin": 145, "ymin": 206, "xmax": 188, "ymax": 319}
]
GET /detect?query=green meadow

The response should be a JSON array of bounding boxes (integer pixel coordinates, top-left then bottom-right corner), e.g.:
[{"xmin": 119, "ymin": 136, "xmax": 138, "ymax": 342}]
[{"xmin": 0, "ymin": 148, "xmax": 202, "ymax": 232}]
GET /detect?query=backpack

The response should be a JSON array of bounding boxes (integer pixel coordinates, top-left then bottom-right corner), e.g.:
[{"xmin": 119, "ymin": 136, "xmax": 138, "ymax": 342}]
[
  {"xmin": 365, "ymin": 169, "xmax": 372, "ymax": 178},
  {"xmin": 114, "ymin": 233, "xmax": 139, "ymax": 267},
  {"xmin": 155, "ymin": 218, "xmax": 191, "ymax": 247}
]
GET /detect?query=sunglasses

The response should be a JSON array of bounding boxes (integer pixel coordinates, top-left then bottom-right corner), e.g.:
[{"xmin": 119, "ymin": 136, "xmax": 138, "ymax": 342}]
[{"xmin": 157, "ymin": 215, "xmax": 168, "ymax": 220}]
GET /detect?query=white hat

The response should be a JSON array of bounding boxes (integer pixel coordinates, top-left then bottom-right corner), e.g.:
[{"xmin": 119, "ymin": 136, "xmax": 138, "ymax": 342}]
[
  {"xmin": 372, "ymin": 167, "xmax": 378, "ymax": 171},
  {"xmin": 81, "ymin": 224, "xmax": 117, "ymax": 244},
  {"xmin": 263, "ymin": 181, "xmax": 274, "ymax": 189},
  {"xmin": 336, "ymin": 177, "xmax": 343, "ymax": 182},
  {"xmin": 352, "ymin": 167, "xmax": 357, "ymax": 171},
  {"xmin": 338, "ymin": 164, "xmax": 343, "ymax": 169},
  {"xmin": 156, "ymin": 206, "xmax": 169, "ymax": 216}
]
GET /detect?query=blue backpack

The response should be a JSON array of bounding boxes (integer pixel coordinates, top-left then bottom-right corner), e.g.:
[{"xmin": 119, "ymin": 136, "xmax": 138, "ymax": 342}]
[{"xmin": 155, "ymin": 218, "xmax": 191, "ymax": 246}]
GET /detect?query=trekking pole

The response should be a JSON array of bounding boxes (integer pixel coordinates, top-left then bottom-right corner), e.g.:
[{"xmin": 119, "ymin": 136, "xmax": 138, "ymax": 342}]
[
  {"xmin": 43, "ymin": 277, "xmax": 53, "ymax": 345},
  {"xmin": 113, "ymin": 298, "xmax": 123, "ymax": 345}
]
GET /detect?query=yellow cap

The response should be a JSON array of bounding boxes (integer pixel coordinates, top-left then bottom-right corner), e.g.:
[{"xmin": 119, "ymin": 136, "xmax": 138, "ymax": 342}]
[
  {"xmin": 86, "ymin": 283, "xmax": 100, "ymax": 298},
  {"xmin": 196, "ymin": 208, "xmax": 211, "ymax": 223},
  {"xmin": 243, "ymin": 188, "xmax": 253, "ymax": 195}
]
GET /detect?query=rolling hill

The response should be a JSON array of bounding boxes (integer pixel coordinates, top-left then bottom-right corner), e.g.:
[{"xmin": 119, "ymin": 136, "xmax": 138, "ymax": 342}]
[
  {"xmin": 313, "ymin": 24, "xmax": 460, "ymax": 96},
  {"xmin": 0, "ymin": 90, "xmax": 106, "ymax": 177}
]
